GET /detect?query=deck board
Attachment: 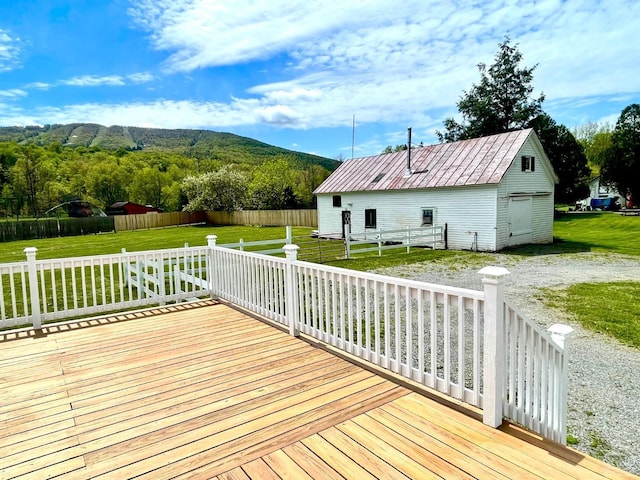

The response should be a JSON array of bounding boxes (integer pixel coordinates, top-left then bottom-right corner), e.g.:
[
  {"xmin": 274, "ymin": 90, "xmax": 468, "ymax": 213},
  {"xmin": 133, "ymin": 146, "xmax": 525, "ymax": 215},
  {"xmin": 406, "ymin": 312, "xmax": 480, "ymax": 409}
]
[{"xmin": 1, "ymin": 301, "xmax": 636, "ymax": 479}]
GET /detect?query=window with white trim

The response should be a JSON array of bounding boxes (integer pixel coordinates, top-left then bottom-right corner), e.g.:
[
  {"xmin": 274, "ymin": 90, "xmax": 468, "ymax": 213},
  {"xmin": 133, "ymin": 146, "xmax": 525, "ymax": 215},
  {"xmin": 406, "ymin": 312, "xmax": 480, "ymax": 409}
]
[
  {"xmin": 521, "ymin": 155, "xmax": 535, "ymax": 172},
  {"xmin": 332, "ymin": 195, "xmax": 342, "ymax": 207},
  {"xmin": 421, "ymin": 208, "xmax": 435, "ymax": 226}
]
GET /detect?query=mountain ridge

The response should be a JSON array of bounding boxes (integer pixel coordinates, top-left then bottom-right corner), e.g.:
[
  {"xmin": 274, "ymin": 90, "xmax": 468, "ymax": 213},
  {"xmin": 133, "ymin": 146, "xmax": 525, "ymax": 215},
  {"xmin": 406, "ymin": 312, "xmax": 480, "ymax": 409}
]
[{"xmin": 0, "ymin": 123, "xmax": 338, "ymax": 170}]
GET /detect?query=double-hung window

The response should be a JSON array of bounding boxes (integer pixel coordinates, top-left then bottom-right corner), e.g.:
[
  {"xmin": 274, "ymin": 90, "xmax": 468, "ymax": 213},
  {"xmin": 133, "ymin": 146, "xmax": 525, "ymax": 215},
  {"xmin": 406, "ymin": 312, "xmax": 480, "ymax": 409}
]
[{"xmin": 364, "ymin": 209, "xmax": 377, "ymax": 228}]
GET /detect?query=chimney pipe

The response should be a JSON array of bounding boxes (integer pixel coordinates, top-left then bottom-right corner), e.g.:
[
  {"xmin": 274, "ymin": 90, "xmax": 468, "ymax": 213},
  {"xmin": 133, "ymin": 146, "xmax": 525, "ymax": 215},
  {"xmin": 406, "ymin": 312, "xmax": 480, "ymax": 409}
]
[{"xmin": 405, "ymin": 127, "xmax": 412, "ymax": 177}]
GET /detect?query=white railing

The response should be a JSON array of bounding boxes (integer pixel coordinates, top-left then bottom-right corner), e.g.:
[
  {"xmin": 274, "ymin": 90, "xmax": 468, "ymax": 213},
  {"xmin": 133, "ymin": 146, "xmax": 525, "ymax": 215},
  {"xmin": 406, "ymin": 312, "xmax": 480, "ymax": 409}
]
[
  {"xmin": 503, "ymin": 301, "xmax": 573, "ymax": 443},
  {"xmin": 0, "ymin": 229, "xmax": 294, "ymax": 330},
  {"xmin": 345, "ymin": 225, "xmax": 445, "ymax": 258},
  {"xmin": 0, "ymin": 235, "xmax": 572, "ymax": 444},
  {"xmin": 207, "ymin": 237, "xmax": 572, "ymax": 444},
  {"xmin": 0, "ymin": 246, "xmax": 214, "ymax": 329}
]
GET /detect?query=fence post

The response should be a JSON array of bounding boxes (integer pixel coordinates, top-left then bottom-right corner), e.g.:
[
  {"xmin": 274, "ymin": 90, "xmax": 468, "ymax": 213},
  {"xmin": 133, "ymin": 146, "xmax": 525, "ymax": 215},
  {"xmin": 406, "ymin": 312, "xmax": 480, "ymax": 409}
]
[
  {"xmin": 478, "ymin": 266, "xmax": 511, "ymax": 428},
  {"xmin": 548, "ymin": 323, "xmax": 574, "ymax": 444},
  {"xmin": 286, "ymin": 225, "xmax": 292, "ymax": 244},
  {"xmin": 207, "ymin": 235, "xmax": 218, "ymax": 299},
  {"xmin": 345, "ymin": 224, "xmax": 351, "ymax": 259},
  {"xmin": 283, "ymin": 244, "xmax": 300, "ymax": 337},
  {"xmin": 24, "ymin": 247, "xmax": 42, "ymax": 330},
  {"xmin": 378, "ymin": 229, "xmax": 382, "ymax": 256},
  {"xmin": 406, "ymin": 227, "xmax": 411, "ymax": 253}
]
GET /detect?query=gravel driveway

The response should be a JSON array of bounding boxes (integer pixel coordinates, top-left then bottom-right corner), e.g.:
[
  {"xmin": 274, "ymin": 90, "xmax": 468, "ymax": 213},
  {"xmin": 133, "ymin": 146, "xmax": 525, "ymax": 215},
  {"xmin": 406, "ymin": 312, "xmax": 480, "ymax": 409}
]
[{"xmin": 374, "ymin": 251, "xmax": 640, "ymax": 475}]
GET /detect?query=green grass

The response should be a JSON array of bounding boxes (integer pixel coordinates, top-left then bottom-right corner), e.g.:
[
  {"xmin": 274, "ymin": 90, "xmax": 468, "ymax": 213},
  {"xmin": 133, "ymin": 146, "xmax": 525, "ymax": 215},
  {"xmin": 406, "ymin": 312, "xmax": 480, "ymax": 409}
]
[
  {"xmin": 507, "ymin": 212, "xmax": 640, "ymax": 256},
  {"xmin": 324, "ymin": 248, "xmax": 467, "ymax": 271},
  {"xmin": 543, "ymin": 282, "xmax": 640, "ymax": 348},
  {"xmin": 0, "ymin": 225, "xmax": 313, "ymax": 262}
]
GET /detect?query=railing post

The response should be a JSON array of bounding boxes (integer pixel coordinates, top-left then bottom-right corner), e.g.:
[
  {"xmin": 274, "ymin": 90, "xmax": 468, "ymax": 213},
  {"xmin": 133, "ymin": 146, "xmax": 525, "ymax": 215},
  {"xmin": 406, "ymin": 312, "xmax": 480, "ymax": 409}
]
[
  {"xmin": 283, "ymin": 244, "xmax": 300, "ymax": 337},
  {"xmin": 206, "ymin": 235, "xmax": 218, "ymax": 298},
  {"xmin": 548, "ymin": 323, "xmax": 574, "ymax": 444},
  {"xmin": 478, "ymin": 266, "xmax": 511, "ymax": 428},
  {"xmin": 345, "ymin": 224, "xmax": 351, "ymax": 259},
  {"xmin": 286, "ymin": 225, "xmax": 292, "ymax": 244},
  {"xmin": 24, "ymin": 247, "xmax": 42, "ymax": 330},
  {"xmin": 406, "ymin": 227, "xmax": 411, "ymax": 253}
]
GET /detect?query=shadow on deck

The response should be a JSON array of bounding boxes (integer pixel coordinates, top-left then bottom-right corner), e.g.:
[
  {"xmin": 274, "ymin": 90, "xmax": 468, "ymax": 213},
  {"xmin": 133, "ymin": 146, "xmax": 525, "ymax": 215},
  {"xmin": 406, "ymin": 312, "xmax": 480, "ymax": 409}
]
[{"xmin": 0, "ymin": 301, "xmax": 634, "ymax": 479}]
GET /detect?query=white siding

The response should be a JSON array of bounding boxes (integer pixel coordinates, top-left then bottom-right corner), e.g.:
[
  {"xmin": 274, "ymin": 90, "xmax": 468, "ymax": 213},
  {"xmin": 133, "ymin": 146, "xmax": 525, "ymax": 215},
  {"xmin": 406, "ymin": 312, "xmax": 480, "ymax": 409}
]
[
  {"xmin": 496, "ymin": 137, "xmax": 555, "ymax": 249},
  {"xmin": 318, "ymin": 185, "xmax": 499, "ymax": 251}
]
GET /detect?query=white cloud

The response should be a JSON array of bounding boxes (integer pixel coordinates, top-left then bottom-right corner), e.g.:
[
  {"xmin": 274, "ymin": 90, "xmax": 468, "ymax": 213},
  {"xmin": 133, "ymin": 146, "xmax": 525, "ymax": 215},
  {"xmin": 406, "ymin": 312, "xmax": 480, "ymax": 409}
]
[
  {"xmin": 0, "ymin": 99, "xmax": 255, "ymax": 130},
  {"xmin": 61, "ymin": 75, "xmax": 126, "ymax": 87},
  {"xmin": 0, "ymin": 89, "xmax": 27, "ymax": 98},
  {"xmin": 5, "ymin": 0, "xmax": 638, "ymax": 147},
  {"xmin": 128, "ymin": 72, "xmax": 155, "ymax": 83},
  {"xmin": 24, "ymin": 82, "xmax": 52, "ymax": 90},
  {"xmin": 126, "ymin": 0, "xmax": 640, "ymax": 135},
  {"xmin": 0, "ymin": 28, "xmax": 21, "ymax": 72}
]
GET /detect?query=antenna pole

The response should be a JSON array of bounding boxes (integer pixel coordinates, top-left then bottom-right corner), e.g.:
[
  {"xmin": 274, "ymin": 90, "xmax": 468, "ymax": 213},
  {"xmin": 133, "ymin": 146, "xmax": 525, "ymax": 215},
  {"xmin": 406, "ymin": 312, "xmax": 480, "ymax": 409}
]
[
  {"xmin": 351, "ymin": 114, "xmax": 355, "ymax": 160},
  {"xmin": 405, "ymin": 127, "xmax": 412, "ymax": 176}
]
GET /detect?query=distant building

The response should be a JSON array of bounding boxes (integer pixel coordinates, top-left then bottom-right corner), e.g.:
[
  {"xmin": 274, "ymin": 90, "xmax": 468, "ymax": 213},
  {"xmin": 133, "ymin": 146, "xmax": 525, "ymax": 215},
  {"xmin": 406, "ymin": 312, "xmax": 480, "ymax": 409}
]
[
  {"xmin": 314, "ymin": 129, "xmax": 558, "ymax": 251},
  {"xmin": 106, "ymin": 202, "xmax": 163, "ymax": 215}
]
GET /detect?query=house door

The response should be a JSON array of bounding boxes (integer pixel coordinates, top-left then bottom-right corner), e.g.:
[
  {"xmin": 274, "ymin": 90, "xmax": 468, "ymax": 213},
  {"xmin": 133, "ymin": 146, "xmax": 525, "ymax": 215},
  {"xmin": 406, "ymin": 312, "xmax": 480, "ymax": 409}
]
[
  {"xmin": 341, "ymin": 210, "xmax": 351, "ymax": 239},
  {"xmin": 508, "ymin": 197, "xmax": 532, "ymax": 246}
]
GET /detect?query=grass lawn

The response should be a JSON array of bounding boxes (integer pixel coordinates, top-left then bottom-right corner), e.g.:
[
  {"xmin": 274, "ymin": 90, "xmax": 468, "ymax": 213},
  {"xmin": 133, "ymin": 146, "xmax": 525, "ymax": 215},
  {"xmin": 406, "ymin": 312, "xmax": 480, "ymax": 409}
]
[
  {"xmin": 0, "ymin": 225, "xmax": 313, "ymax": 263},
  {"xmin": 508, "ymin": 212, "xmax": 640, "ymax": 256},
  {"xmin": 1, "ymin": 214, "xmax": 637, "ymax": 347},
  {"xmin": 543, "ymin": 282, "xmax": 640, "ymax": 348}
]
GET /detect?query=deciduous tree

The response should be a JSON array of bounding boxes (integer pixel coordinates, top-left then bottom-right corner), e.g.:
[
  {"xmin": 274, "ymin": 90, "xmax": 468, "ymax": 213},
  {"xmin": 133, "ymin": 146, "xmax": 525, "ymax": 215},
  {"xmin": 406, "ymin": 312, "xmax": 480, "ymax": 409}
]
[
  {"xmin": 602, "ymin": 104, "xmax": 640, "ymax": 206},
  {"xmin": 182, "ymin": 165, "xmax": 248, "ymax": 212},
  {"xmin": 529, "ymin": 114, "xmax": 590, "ymax": 203}
]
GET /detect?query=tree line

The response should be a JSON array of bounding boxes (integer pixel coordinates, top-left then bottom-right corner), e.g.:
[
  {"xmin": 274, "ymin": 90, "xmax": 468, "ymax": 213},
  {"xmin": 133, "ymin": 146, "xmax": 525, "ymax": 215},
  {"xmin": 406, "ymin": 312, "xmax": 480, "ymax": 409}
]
[{"xmin": 0, "ymin": 143, "xmax": 332, "ymax": 218}]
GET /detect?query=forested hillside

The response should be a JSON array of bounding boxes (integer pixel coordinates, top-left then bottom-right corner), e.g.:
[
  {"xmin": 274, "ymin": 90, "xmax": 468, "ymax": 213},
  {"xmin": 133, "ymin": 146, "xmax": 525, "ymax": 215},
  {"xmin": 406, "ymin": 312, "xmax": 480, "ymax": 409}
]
[
  {"xmin": 0, "ymin": 123, "xmax": 337, "ymax": 170},
  {"xmin": 0, "ymin": 124, "xmax": 339, "ymax": 217}
]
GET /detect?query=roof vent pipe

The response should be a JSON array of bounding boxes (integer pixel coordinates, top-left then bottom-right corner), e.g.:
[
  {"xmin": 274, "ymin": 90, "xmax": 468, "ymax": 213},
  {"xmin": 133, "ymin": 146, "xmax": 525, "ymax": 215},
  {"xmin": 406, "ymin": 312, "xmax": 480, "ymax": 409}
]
[{"xmin": 405, "ymin": 127, "xmax": 412, "ymax": 177}]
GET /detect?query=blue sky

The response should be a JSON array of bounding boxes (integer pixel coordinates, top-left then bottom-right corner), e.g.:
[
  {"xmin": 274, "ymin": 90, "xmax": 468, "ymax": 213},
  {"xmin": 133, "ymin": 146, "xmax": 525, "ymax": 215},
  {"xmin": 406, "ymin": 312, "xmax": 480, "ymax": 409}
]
[{"xmin": 0, "ymin": 0, "xmax": 638, "ymax": 159}]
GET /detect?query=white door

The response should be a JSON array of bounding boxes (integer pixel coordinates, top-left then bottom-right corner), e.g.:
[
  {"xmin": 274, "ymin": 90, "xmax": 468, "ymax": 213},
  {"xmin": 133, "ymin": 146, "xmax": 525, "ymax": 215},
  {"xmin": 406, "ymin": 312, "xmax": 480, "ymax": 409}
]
[{"xmin": 508, "ymin": 197, "xmax": 532, "ymax": 246}]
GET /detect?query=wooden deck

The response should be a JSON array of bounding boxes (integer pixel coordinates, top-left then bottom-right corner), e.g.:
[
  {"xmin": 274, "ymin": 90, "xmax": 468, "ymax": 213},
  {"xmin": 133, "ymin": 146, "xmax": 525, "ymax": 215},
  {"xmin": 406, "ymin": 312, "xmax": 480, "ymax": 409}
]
[{"xmin": 0, "ymin": 301, "xmax": 635, "ymax": 479}]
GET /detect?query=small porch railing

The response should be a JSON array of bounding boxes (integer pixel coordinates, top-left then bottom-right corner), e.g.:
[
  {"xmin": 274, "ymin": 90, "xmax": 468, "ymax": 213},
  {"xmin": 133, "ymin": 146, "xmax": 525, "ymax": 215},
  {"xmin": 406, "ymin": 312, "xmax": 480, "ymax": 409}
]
[{"xmin": 0, "ymin": 235, "xmax": 572, "ymax": 444}]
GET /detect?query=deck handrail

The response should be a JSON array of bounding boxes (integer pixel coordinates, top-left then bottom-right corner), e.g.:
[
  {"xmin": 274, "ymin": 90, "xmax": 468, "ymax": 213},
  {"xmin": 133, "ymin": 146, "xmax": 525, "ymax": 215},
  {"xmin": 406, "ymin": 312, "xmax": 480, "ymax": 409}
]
[
  {"xmin": 0, "ymin": 235, "xmax": 572, "ymax": 444},
  {"xmin": 206, "ymin": 237, "xmax": 572, "ymax": 444}
]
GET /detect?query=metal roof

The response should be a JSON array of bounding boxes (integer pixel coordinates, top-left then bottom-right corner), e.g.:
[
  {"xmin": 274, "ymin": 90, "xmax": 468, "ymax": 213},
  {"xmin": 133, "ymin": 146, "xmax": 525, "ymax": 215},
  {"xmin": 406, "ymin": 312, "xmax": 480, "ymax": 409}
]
[{"xmin": 314, "ymin": 129, "xmax": 535, "ymax": 194}]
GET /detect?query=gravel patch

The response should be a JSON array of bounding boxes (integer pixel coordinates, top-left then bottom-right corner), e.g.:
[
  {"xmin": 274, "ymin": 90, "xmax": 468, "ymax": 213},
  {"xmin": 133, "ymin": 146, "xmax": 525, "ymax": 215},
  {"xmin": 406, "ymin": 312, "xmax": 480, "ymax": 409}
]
[{"xmin": 374, "ymin": 252, "xmax": 640, "ymax": 475}]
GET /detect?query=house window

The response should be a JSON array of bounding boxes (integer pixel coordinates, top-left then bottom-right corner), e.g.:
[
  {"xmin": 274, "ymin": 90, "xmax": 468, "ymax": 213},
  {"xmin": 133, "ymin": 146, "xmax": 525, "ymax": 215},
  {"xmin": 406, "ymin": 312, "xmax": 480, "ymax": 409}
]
[
  {"xmin": 521, "ymin": 155, "xmax": 535, "ymax": 172},
  {"xmin": 332, "ymin": 195, "xmax": 342, "ymax": 207},
  {"xmin": 365, "ymin": 209, "xmax": 377, "ymax": 229},
  {"xmin": 421, "ymin": 208, "xmax": 434, "ymax": 226}
]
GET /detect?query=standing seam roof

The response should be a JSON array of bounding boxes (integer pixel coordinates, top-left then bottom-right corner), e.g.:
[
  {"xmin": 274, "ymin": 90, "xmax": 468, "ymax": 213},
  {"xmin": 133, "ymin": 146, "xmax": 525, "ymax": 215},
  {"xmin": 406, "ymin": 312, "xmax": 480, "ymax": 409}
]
[{"xmin": 314, "ymin": 129, "xmax": 534, "ymax": 194}]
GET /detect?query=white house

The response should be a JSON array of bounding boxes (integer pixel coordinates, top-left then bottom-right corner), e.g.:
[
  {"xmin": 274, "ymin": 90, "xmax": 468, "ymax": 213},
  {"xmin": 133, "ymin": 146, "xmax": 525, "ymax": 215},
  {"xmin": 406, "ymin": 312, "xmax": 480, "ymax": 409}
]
[{"xmin": 314, "ymin": 129, "xmax": 558, "ymax": 251}]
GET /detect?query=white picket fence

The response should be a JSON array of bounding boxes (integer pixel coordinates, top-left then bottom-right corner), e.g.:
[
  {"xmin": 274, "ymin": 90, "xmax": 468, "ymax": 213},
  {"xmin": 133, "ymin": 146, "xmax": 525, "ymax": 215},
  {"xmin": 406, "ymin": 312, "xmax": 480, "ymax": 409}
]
[
  {"xmin": 0, "ymin": 235, "xmax": 572, "ymax": 444},
  {"xmin": 345, "ymin": 225, "xmax": 446, "ymax": 258}
]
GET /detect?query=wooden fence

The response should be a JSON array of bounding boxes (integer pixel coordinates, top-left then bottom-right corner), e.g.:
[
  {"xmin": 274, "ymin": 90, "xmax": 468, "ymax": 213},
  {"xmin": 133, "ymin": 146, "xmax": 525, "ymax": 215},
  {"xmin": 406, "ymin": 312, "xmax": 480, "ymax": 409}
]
[
  {"xmin": 0, "ymin": 217, "xmax": 115, "ymax": 242},
  {"xmin": 205, "ymin": 209, "xmax": 317, "ymax": 227},
  {"xmin": 113, "ymin": 211, "xmax": 205, "ymax": 232}
]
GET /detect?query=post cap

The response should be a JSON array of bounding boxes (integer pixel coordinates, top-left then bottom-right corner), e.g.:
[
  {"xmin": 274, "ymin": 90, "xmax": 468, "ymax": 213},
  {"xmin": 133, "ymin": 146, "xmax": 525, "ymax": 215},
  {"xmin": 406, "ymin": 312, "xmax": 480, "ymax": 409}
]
[
  {"xmin": 23, "ymin": 247, "xmax": 38, "ymax": 254},
  {"xmin": 548, "ymin": 323, "xmax": 574, "ymax": 349},
  {"xmin": 478, "ymin": 266, "xmax": 511, "ymax": 278},
  {"xmin": 548, "ymin": 323, "xmax": 574, "ymax": 337}
]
